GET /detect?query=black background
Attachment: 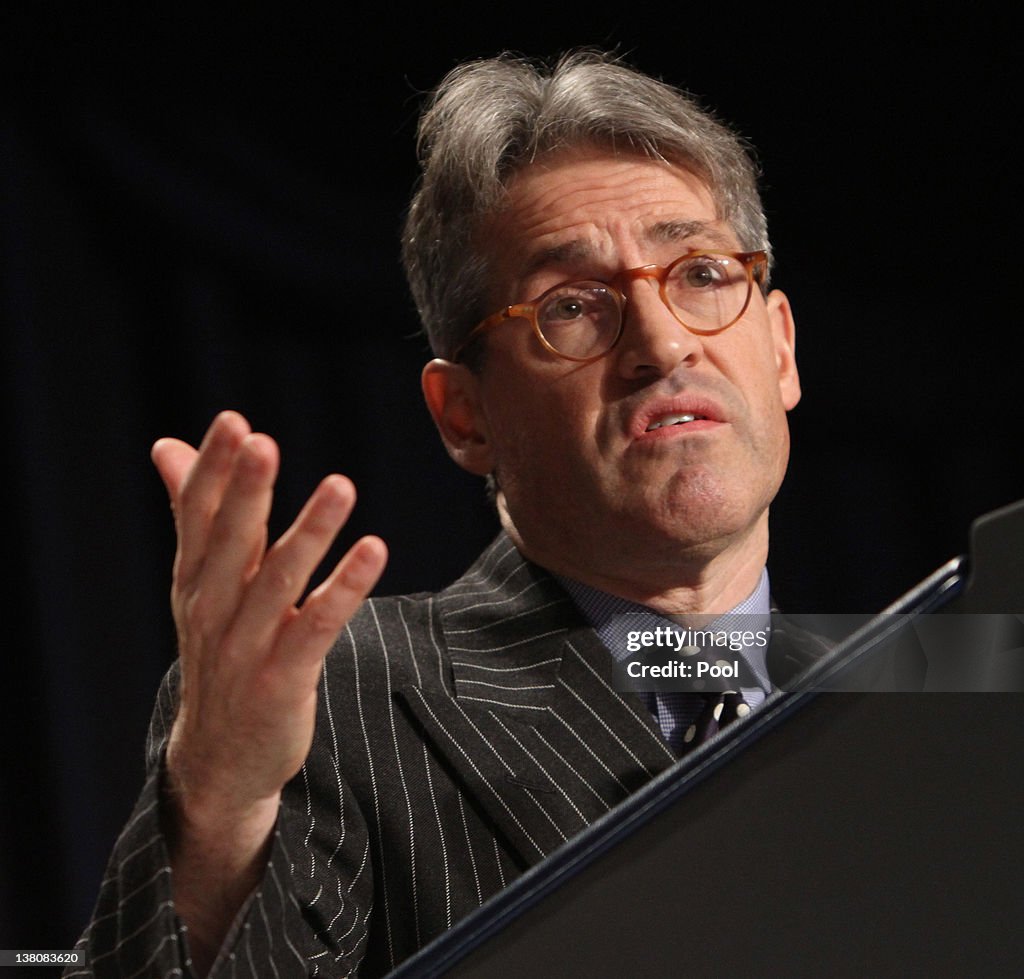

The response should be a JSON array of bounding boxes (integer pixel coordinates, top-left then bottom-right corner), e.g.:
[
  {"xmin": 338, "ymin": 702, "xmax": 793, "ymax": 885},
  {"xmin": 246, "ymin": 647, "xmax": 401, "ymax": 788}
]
[{"xmin": 2, "ymin": 6, "xmax": 1020, "ymax": 953}]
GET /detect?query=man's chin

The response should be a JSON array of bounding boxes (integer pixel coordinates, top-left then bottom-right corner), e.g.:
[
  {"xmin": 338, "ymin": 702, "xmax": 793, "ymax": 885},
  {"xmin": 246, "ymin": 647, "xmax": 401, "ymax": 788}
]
[{"xmin": 623, "ymin": 491, "xmax": 770, "ymax": 558}]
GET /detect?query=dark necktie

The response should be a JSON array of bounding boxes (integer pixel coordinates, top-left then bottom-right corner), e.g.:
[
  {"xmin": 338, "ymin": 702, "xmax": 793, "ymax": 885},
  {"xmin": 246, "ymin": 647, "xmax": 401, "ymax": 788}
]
[{"xmin": 661, "ymin": 690, "xmax": 749, "ymax": 756}]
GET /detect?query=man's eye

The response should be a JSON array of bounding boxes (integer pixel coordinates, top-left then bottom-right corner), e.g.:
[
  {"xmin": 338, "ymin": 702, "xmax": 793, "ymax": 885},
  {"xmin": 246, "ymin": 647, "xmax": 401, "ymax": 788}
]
[
  {"xmin": 547, "ymin": 296, "xmax": 587, "ymax": 320},
  {"xmin": 682, "ymin": 261, "xmax": 725, "ymax": 288},
  {"xmin": 538, "ymin": 285, "xmax": 616, "ymax": 330}
]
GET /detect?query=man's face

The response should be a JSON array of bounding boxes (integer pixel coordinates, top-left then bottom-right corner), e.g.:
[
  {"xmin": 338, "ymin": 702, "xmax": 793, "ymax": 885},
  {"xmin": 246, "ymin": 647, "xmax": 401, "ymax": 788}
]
[{"xmin": 429, "ymin": 148, "xmax": 800, "ymax": 592}]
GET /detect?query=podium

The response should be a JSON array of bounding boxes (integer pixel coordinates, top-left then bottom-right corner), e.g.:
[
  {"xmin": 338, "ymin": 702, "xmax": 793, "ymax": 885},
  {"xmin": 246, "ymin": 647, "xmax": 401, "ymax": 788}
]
[{"xmin": 387, "ymin": 500, "xmax": 1024, "ymax": 977}]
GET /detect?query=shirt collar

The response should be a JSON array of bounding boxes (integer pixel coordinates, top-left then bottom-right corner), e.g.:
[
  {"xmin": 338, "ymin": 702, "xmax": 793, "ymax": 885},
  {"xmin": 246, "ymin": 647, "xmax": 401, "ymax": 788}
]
[{"xmin": 556, "ymin": 568, "xmax": 773, "ymax": 692}]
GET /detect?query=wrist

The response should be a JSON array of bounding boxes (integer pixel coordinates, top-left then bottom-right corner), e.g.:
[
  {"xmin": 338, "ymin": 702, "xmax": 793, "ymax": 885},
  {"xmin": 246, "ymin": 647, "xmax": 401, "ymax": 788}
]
[
  {"xmin": 162, "ymin": 758, "xmax": 280, "ymax": 871},
  {"xmin": 159, "ymin": 759, "xmax": 280, "ymax": 969}
]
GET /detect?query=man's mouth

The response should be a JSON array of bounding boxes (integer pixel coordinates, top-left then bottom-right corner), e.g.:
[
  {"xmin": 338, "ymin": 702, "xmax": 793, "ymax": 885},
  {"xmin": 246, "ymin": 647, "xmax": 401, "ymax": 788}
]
[{"xmin": 644, "ymin": 413, "xmax": 707, "ymax": 432}]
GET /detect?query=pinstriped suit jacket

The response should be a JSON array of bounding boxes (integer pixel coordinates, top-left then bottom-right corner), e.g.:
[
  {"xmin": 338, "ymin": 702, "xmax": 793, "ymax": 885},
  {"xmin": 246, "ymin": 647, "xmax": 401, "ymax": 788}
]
[{"xmin": 69, "ymin": 532, "xmax": 822, "ymax": 978}]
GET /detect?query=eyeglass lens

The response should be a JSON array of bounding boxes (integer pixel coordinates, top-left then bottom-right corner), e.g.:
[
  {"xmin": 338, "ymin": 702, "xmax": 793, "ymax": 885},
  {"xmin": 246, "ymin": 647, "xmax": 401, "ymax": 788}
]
[{"xmin": 535, "ymin": 254, "xmax": 752, "ymax": 359}]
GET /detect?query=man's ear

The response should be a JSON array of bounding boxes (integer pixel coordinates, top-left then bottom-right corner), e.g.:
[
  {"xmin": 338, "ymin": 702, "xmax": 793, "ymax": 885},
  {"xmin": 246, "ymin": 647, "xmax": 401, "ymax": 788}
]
[
  {"xmin": 766, "ymin": 289, "xmax": 801, "ymax": 411},
  {"xmin": 421, "ymin": 359, "xmax": 494, "ymax": 476}
]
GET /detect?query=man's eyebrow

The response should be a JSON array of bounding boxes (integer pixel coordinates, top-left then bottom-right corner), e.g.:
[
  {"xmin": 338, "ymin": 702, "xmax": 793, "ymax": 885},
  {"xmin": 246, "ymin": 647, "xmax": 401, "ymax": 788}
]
[
  {"xmin": 646, "ymin": 220, "xmax": 735, "ymax": 248},
  {"xmin": 522, "ymin": 239, "xmax": 595, "ymax": 277}
]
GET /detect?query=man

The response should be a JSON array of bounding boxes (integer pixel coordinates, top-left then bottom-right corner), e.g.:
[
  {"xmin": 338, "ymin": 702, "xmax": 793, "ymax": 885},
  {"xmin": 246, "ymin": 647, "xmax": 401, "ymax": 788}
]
[{"xmin": 70, "ymin": 51, "xmax": 805, "ymax": 977}]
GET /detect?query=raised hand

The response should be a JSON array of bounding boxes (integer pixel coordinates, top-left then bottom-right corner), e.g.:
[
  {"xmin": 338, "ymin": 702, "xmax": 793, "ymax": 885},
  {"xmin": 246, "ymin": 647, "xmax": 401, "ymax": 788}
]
[{"xmin": 150, "ymin": 410, "xmax": 387, "ymax": 970}]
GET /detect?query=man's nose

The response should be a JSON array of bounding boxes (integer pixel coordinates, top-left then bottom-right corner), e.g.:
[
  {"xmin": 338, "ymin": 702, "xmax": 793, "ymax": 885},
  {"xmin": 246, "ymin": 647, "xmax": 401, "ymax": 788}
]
[{"xmin": 613, "ymin": 275, "xmax": 703, "ymax": 380}]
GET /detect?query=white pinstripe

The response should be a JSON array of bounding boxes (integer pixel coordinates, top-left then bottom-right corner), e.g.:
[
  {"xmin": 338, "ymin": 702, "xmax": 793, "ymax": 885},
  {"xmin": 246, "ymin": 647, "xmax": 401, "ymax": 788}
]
[
  {"xmin": 83, "ymin": 864, "xmax": 171, "ymax": 931},
  {"xmin": 325, "ymin": 876, "xmax": 347, "ymax": 933},
  {"xmin": 255, "ymin": 892, "xmax": 281, "ymax": 978},
  {"xmin": 531, "ymin": 726, "xmax": 614, "ymax": 810},
  {"xmin": 320, "ymin": 654, "xmax": 349, "ymax": 863},
  {"xmin": 451, "ymin": 657, "xmax": 560, "ymax": 673},
  {"xmin": 449, "ymin": 698, "xmax": 568, "ymax": 843},
  {"xmin": 422, "ymin": 743, "xmax": 453, "ymax": 930},
  {"xmin": 336, "ymin": 898, "xmax": 370, "ymax": 958},
  {"xmin": 122, "ymin": 934, "xmax": 178, "ymax": 979},
  {"xmin": 370, "ymin": 601, "xmax": 422, "ymax": 951},
  {"xmin": 558, "ymin": 676, "xmax": 658, "ymax": 775},
  {"xmin": 427, "ymin": 598, "xmax": 447, "ymax": 691},
  {"xmin": 548, "ymin": 707, "xmax": 630, "ymax": 793},
  {"xmin": 148, "ymin": 690, "xmax": 168, "ymax": 762},
  {"xmin": 568, "ymin": 640, "xmax": 675, "ymax": 763},
  {"xmin": 301, "ymin": 763, "xmax": 316, "ymax": 861},
  {"xmin": 346, "ymin": 838, "xmax": 370, "ymax": 895},
  {"xmin": 460, "ymin": 695, "xmax": 549, "ymax": 710},
  {"xmin": 561, "ymin": 644, "xmax": 674, "ymax": 770},
  {"xmin": 408, "ymin": 688, "xmax": 546, "ymax": 859},
  {"xmin": 445, "ymin": 539, "xmax": 516, "ymax": 592},
  {"xmin": 459, "ymin": 680, "xmax": 555, "ymax": 691},
  {"xmin": 88, "ymin": 900, "xmax": 175, "ymax": 965},
  {"xmin": 456, "ymin": 793, "xmax": 484, "ymax": 906},
  {"xmin": 334, "ymin": 887, "xmax": 364, "ymax": 945},
  {"xmin": 445, "ymin": 579, "xmax": 555, "ymax": 620},
  {"xmin": 492, "ymin": 837, "xmax": 507, "ymax": 889},
  {"xmin": 243, "ymin": 920, "xmax": 256, "ymax": 977},
  {"xmin": 398, "ymin": 601, "xmax": 424, "ymax": 687},
  {"xmin": 448, "ymin": 627, "xmax": 568, "ymax": 654},
  {"xmin": 349, "ymin": 621, "xmax": 396, "ymax": 970},
  {"xmin": 489, "ymin": 711, "xmax": 589, "ymax": 829},
  {"xmin": 99, "ymin": 802, "xmax": 162, "ymax": 877},
  {"xmin": 267, "ymin": 862, "xmax": 307, "ymax": 968}
]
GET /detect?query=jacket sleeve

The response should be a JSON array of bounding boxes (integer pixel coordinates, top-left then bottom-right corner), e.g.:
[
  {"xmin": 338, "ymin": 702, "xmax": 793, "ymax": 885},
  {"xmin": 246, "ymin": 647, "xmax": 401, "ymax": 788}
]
[{"xmin": 65, "ymin": 665, "xmax": 375, "ymax": 979}]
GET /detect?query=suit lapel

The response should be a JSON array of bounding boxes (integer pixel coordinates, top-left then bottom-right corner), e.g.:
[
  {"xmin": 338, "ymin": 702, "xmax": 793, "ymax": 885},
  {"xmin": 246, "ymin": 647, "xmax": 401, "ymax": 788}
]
[{"xmin": 396, "ymin": 534, "xmax": 675, "ymax": 868}]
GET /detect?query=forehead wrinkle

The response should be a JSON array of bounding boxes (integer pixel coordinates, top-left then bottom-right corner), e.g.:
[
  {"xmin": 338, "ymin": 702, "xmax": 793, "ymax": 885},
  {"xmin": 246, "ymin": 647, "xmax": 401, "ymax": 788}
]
[
  {"xmin": 645, "ymin": 220, "xmax": 736, "ymax": 249},
  {"xmin": 522, "ymin": 239, "xmax": 596, "ymax": 278},
  {"xmin": 520, "ymin": 219, "xmax": 734, "ymax": 282},
  {"xmin": 490, "ymin": 153, "xmax": 728, "ymax": 303}
]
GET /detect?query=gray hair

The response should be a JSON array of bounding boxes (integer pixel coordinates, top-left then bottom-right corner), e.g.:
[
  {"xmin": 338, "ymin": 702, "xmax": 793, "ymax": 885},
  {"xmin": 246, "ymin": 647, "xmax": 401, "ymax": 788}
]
[{"xmin": 401, "ymin": 50, "xmax": 769, "ymax": 361}]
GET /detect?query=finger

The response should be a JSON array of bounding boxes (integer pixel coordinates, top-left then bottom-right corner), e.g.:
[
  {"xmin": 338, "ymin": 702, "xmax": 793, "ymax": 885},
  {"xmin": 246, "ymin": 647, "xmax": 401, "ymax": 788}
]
[
  {"xmin": 226, "ymin": 474, "xmax": 360, "ymax": 652},
  {"xmin": 151, "ymin": 438, "xmax": 199, "ymax": 504},
  {"xmin": 273, "ymin": 534, "xmax": 389, "ymax": 670},
  {"xmin": 189, "ymin": 433, "xmax": 279, "ymax": 628},
  {"xmin": 174, "ymin": 412, "xmax": 253, "ymax": 584}
]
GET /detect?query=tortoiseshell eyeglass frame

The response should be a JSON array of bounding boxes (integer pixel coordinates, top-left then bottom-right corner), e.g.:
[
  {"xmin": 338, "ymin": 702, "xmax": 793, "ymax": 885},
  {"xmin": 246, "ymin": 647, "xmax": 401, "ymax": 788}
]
[{"xmin": 451, "ymin": 249, "xmax": 768, "ymax": 365}]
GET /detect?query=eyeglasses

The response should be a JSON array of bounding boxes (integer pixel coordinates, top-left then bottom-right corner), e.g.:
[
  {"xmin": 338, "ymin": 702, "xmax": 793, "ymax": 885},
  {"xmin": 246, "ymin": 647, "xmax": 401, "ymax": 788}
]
[{"xmin": 453, "ymin": 250, "xmax": 768, "ymax": 364}]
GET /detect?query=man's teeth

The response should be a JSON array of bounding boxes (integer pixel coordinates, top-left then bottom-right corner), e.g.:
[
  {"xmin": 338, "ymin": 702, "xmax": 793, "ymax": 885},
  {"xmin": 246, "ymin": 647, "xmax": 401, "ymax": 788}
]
[{"xmin": 645, "ymin": 413, "xmax": 706, "ymax": 431}]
